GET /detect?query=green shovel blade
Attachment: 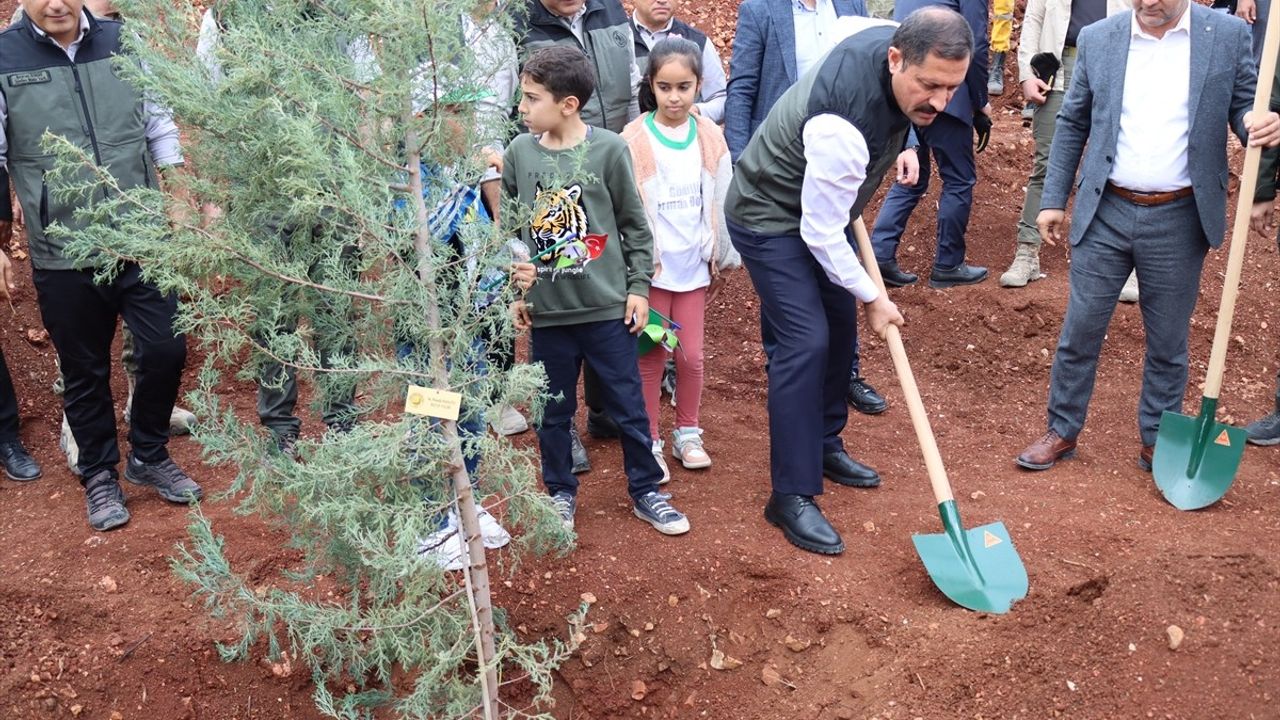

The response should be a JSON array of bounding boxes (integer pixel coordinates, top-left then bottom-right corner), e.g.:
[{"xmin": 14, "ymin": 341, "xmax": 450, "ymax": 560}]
[
  {"xmin": 911, "ymin": 500, "xmax": 1028, "ymax": 614},
  {"xmin": 1154, "ymin": 400, "xmax": 1246, "ymax": 510}
]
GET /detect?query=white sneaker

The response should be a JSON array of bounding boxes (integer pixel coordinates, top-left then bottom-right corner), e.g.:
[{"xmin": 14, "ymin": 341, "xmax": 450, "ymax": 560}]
[
  {"xmin": 1118, "ymin": 270, "xmax": 1139, "ymax": 304},
  {"xmin": 60, "ymin": 414, "xmax": 81, "ymax": 477},
  {"xmin": 489, "ymin": 404, "xmax": 528, "ymax": 436},
  {"xmin": 651, "ymin": 440, "xmax": 671, "ymax": 485},
  {"xmin": 476, "ymin": 506, "xmax": 511, "ymax": 549},
  {"xmin": 671, "ymin": 427, "xmax": 711, "ymax": 469},
  {"xmin": 417, "ymin": 514, "xmax": 467, "ymax": 571}
]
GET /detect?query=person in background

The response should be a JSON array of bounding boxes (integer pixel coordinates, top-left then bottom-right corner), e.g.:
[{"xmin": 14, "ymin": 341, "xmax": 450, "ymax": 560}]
[
  {"xmin": 1243, "ymin": 50, "xmax": 1280, "ymax": 447},
  {"xmin": 987, "ymin": 0, "xmax": 1013, "ymax": 94},
  {"xmin": 0, "ymin": 169, "xmax": 41, "ymax": 483},
  {"xmin": 629, "ymin": 0, "xmax": 728, "ymax": 124}
]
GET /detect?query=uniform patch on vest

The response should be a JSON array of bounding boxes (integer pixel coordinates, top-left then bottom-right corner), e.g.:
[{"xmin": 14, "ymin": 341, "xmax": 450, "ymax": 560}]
[
  {"xmin": 7, "ymin": 70, "xmax": 51, "ymax": 87},
  {"xmin": 612, "ymin": 29, "xmax": 628, "ymax": 47}
]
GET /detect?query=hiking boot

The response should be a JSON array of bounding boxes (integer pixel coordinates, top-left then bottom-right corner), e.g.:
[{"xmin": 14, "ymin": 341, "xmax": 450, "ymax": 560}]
[
  {"xmin": 124, "ymin": 453, "xmax": 203, "ymax": 503},
  {"xmin": 999, "ymin": 244, "xmax": 1042, "ymax": 288},
  {"xmin": 84, "ymin": 471, "xmax": 130, "ymax": 532},
  {"xmin": 569, "ymin": 426, "xmax": 590, "ymax": 474},
  {"xmin": 988, "ymin": 51, "xmax": 1006, "ymax": 95},
  {"xmin": 417, "ymin": 513, "xmax": 466, "ymax": 571},
  {"xmin": 671, "ymin": 427, "xmax": 711, "ymax": 469},
  {"xmin": 60, "ymin": 414, "xmax": 82, "ymax": 477},
  {"xmin": 550, "ymin": 490, "xmax": 577, "ymax": 530},
  {"xmin": 489, "ymin": 404, "xmax": 529, "ymax": 436},
  {"xmin": 1118, "ymin": 271, "xmax": 1139, "ymax": 304},
  {"xmin": 476, "ymin": 506, "xmax": 511, "ymax": 549},
  {"xmin": 1245, "ymin": 411, "xmax": 1280, "ymax": 446},
  {"xmin": 930, "ymin": 263, "xmax": 988, "ymax": 289},
  {"xmin": 0, "ymin": 440, "xmax": 40, "ymax": 481},
  {"xmin": 651, "ymin": 439, "xmax": 672, "ymax": 484},
  {"xmin": 633, "ymin": 490, "xmax": 690, "ymax": 535}
]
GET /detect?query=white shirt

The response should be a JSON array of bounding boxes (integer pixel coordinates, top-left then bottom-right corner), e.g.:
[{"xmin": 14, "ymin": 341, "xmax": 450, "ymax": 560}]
[
  {"xmin": 647, "ymin": 119, "xmax": 711, "ymax": 291},
  {"xmin": 0, "ymin": 10, "xmax": 183, "ymax": 168},
  {"xmin": 793, "ymin": 0, "xmax": 839, "ymax": 79},
  {"xmin": 631, "ymin": 14, "xmax": 728, "ymax": 124},
  {"xmin": 1108, "ymin": 9, "xmax": 1193, "ymax": 191}
]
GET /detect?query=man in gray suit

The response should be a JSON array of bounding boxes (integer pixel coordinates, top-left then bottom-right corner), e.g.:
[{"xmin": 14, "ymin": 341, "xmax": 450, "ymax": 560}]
[{"xmin": 1014, "ymin": 0, "xmax": 1280, "ymax": 472}]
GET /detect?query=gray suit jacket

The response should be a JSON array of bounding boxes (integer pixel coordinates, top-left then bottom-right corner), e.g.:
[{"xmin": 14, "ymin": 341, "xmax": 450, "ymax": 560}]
[{"xmin": 1041, "ymin": 4, "xmax": 1256, "ymax": 248}]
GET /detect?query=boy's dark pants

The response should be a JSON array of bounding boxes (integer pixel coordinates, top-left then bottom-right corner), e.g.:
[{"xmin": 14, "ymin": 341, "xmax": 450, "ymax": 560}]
[
  {"xmin": 727, "ymin": 219, "xmax": 857, "ymax": 497},
  {"xmin": 532, "ymin": 319, "xmax": 662, "ymax": 501},
  {"xmin": 34, "ymin": 263, "xmax": 186, "ymax": 482}
]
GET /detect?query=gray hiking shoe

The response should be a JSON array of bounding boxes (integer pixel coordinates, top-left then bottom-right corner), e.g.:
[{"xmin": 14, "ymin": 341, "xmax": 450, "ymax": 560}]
[
  {"xmin": 84, "ymin": 471, "xmax": 130, "ymax": 532},
  {"xmin": 124, "ymin": 453, "xmax": 203, "ymax": 503},
  {"xmin": 999, "ymin": 244, "xmax": 1041, "ymax": 288},
  {"xmin": 1245, "ymin": 411, "xmax": 1280, "ymax": 446}
]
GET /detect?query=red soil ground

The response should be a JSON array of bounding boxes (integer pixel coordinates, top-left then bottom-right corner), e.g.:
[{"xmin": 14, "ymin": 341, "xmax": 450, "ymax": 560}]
[{"xmin": 1, "ymin": 2, "xmax": 1278, "ymax": 719}]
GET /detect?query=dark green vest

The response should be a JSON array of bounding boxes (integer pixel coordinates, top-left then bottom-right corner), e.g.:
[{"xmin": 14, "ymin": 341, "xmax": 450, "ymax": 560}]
[
  {"xmin": 726, "ymin": 25, "xmax": 910, "ymax": 235},
  {"xmin": 0, "ymin": 12, "xmax": 154, "ymax": 270}
]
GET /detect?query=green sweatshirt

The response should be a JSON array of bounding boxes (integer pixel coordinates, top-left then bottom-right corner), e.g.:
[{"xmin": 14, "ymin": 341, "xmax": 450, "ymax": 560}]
[{"xmin": 501, "ymin": 128, "xmax": 653, "ymax": 328}]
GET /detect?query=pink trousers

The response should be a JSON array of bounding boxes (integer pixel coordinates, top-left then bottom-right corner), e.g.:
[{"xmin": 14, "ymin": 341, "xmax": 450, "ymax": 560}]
[{"xmin": 638, "ymin": 286, "xmax": 706, "ymax": 439}]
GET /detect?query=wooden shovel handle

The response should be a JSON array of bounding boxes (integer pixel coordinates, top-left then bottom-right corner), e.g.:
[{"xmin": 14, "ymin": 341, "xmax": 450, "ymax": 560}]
[
  {"xmin": 851, "ymin": 218, "xmax": 954, "ymax": 505},
  {"xmin": 1204, "ymin": 2, "xmax": 1280, "ymax": 399}
]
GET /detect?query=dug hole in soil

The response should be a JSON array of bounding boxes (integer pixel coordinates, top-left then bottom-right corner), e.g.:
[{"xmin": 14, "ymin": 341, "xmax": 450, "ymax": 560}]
[{"xmin": 1, "ymin": 1, "xmax": 1278, "ymax": 718}]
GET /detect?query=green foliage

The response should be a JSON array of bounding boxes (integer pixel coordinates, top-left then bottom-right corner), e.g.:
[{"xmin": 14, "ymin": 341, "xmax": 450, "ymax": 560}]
[{"xmin": 44, "ymin": 0, "xmax": 585, "ymax": 716}]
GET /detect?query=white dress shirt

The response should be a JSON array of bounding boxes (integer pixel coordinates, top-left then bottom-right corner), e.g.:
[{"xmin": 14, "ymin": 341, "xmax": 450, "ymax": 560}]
[
  {"xmin": 1108, "ymin": 9, "xmax": 1193, "ymax": 191},
  {"xmin": 801, "ymin": 113, "xmax": 879, "ymax": 303},
  {"xmin": 0, "ymin": 11, "xmax": 183, "ymax": 168},
  {"xmin": 632, "ymin": 14, "xmax": 728, "ymax": 123},
  {"xmin": 793, "ymin": 0, "xmax": 840, "ymax": 79}
]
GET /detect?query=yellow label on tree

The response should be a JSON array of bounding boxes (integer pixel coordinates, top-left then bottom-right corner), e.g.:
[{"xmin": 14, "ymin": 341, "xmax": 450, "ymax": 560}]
[{"xmin": 405, "ymin": 385, "xmax": 463, "ymax": 421}]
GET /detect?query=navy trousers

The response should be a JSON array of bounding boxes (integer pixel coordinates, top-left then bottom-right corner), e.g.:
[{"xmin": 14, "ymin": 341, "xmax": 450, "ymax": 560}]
[
  {"xmin": 531, "ymin": 318, "xmax": 663, "ymax": 501},
  {"xmin": 729, "ymin": 219, "xmax": 857, "ymax": 497},
  {"xmin": 1047, "ymin": 192, "xmax": 1208, "ymax": 446},
  {"xmin": 871, "ymin": 112, "xmax": 975, "ymax": 271}
]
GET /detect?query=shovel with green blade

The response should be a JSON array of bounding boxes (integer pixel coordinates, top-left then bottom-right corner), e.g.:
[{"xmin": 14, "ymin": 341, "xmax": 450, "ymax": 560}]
[
  {"xmin": 1152, "ymin": 6, "xmax": 1280, "ymax": 510},
  {"xmin": 852, "ymin": 218, "xmax": 1028, "ymax": 613}
]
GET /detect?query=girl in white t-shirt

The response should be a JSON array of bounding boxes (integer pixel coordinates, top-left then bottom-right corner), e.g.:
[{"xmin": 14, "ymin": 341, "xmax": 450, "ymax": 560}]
[{"xmin": 621, "ymin": 37, "xmax": 739, "ymax": 480}]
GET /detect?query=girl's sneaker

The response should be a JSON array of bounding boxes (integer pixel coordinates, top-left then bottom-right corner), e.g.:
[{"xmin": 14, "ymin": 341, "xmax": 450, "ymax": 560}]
[
  {"xmin": 651, "ymin": 439, "xmax": 672, "ymax": 484},
  {"xmin": 671, "ymin": 427, "xmax": 711, "ymax": 469},
  {"xmin": 476, "ymin": 506, "xmax": 511, "ymax": 549}
]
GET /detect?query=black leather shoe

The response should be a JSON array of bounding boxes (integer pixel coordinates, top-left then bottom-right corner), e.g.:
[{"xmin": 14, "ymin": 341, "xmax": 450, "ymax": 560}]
[
  {"xmin": 0, "ymin": 440, "xmax": 41, "ymax": 481},
  {"xmin": 764, "ymin": 493, "xmax": 845, "ymax": 554},
  {"xmin": 570, "ymin": 426, "xmax": 590, "ymax": 474},
  {"xmin": 586, "ymin": 409, "xmax": 619, "ymax": 439},
  {"xmin": 929, "ymin": 263, "xmax": 988, "ymax": 288},
  {"xmin": 847, "ymin": 376, "xmax": 888, "ymax": 415},
  {"xmin": 822, "ymin": 451, "xmax": 881, "ymax": 488},
  {"xmin": 878, "ymin": 261, "xmax": 918, "ymax": 288}
]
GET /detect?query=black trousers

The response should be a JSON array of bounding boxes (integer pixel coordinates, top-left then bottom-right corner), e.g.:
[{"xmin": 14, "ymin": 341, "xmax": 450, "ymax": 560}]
[
  {"xmin": 33, "ymin": 264, "xmax": 186, "ymax": 482},
  {"xmin": 0, "ymin": 347, "xmax": 20, "ymax": 442}
]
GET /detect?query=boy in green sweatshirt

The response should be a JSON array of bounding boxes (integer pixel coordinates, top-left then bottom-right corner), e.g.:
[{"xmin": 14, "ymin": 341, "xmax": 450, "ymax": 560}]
[{"xmin": 503, "ymin": 46, "xmax": 690, "ymax": 536}]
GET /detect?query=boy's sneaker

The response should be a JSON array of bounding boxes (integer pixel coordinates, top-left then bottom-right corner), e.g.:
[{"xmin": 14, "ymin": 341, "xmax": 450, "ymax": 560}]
[
  {"xmin": 651, "ymin": 440, "xmax": 671, "ymax": 484},
  {"xmin": 476, "ymin": 506, "xmax": 511, "ymax": 549},
  {"xmin": 671, "ymin": 427, "xmax": 711, "ymax": 469},
  {"xmin": 274, "ymin": 430, "xmax": 300, "ymax": 461},
  {"xmin": 124, "ymin": 453, "xmax": 203, "ymax": 503},
  {"xmin": 570, "ymin": 426, "xmax": 590, "ymax": 474},
  {"xmin": 417, "ymin": 515, "xmax": 466, "ymax": 571},
  {"xmin": 1245, "ymin": 411, "xmax": 1280, "ymax": 446},
  {"xmin": 550, "ymin": 490, "xmax": 577, "ymax": 530},
  {"xmin": 490, "ymin": 404, "xmax": 529, "ymax": 436},
  {"xmin": 84, "ymin": 471, "xmax": 130, "ymax": 532},
  {"xmin": 60, "ymin": 414, "xmax": 82, "ymax": 477},
  {"xmin": 633, "ymin": 491, "xmax": 690, "ymax": 535}
]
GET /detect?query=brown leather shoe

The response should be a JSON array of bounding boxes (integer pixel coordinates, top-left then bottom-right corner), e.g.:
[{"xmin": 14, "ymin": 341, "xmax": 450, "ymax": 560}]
[
  {"xmin": 1138, "ymin": 444, "xmax": 1154, "ymax": 472},
  {"xmin": 1015, "ymin": 430, "xmax": 1078, "ymax": 470}
]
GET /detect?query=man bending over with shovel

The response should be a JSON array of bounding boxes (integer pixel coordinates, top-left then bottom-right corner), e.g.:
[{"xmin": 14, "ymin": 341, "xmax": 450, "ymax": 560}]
[
  {"xmin": 725, "ymin": 9, "xmax": 975, "ymax": 554},
  {"xmin": 1015, "ymin": 0, "xmax": 1280, "ymax": 472}
]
